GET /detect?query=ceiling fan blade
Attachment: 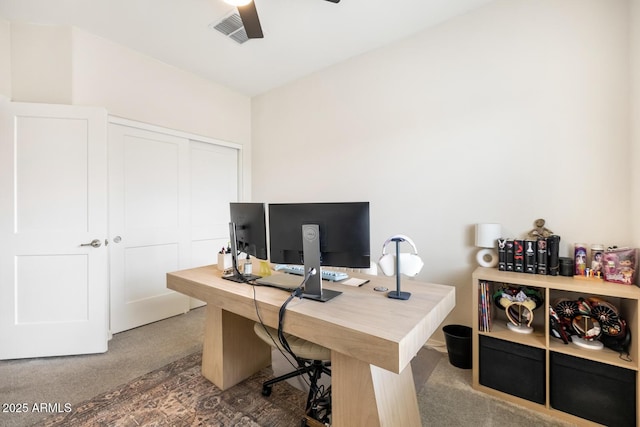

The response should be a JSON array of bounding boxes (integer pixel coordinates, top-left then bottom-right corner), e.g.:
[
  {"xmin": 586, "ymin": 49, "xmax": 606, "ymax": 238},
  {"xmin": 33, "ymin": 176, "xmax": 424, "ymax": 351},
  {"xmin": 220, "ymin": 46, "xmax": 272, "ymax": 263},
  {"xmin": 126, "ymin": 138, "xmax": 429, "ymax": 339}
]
[
  {"xmin": 324, "ymin": 0, "xmax": 341, "ymax": 3},
  {"xmin": 237, "ymin": 1, "xmax": 263, "ymax": 39}
]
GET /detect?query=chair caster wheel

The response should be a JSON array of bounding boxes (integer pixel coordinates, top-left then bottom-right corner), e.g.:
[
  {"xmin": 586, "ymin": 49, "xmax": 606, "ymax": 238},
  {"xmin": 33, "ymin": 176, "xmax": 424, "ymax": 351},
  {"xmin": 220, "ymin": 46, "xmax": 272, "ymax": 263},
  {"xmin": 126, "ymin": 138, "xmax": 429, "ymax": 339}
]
[{"xmin": 262, "ymin": 385, "xmax": 272, "ymax": 396}]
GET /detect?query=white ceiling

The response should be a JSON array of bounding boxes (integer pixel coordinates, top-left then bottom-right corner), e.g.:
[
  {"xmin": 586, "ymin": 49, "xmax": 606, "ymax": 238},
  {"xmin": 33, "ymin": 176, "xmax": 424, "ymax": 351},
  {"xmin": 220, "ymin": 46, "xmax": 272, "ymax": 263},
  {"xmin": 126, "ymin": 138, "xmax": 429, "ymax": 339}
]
[{"xmin": 0, "ymin": 0, "xmax": 493, "ymax": 96}]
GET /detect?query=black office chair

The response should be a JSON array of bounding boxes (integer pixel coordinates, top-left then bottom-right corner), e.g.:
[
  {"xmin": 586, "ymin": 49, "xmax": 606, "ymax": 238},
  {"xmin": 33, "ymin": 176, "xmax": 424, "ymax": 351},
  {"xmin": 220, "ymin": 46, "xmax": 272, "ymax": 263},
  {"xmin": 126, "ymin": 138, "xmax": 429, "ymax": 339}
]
[{"xmin": 253, "ymin": 323, "xmax": 331, "ymax": 424}]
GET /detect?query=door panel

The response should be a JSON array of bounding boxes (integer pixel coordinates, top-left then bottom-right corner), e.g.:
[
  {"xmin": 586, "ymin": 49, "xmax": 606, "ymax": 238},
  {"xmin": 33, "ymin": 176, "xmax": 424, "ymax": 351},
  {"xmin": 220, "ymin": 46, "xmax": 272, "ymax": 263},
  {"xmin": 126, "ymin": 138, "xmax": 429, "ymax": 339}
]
[
  {"xmin": 16, "ymin": 117, "xmax": 89, "ymax": 232},
  {"xmin": 16, "ymin": 254, "xmax": 89, "ymax": 323},
  {"xmin": 124, "ymin": 243, "xmax": 178, "ymax": 302},
  {"xmin": 189, "ymin": 141, "xmax": 239, "ymax": 308},
  {"xmin": 124, "ymin": 135, "xmax": 180, "ymax": 229},
  {"xmin": 109, "ymin": 122, "xmax": 241, "ymax": 331},
  {"xmin": 0, "ymin": 101, "xmax": 108, "ymax": 359},
  {"xmin": 109, "ymin": 124, "xmax": 190, "ymax": 333},
  {"xmin": 190, "ymin": 141, "xmax": 238, "ymax": 243}
]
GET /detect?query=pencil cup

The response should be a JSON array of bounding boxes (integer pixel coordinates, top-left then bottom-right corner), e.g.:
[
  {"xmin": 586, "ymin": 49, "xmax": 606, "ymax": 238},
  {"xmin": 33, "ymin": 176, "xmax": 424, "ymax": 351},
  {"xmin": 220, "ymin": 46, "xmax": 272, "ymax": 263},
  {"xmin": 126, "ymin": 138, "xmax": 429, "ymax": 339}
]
[{"xmin": 217, "ymin": 253, "xmax": 232, "ymax": 271}]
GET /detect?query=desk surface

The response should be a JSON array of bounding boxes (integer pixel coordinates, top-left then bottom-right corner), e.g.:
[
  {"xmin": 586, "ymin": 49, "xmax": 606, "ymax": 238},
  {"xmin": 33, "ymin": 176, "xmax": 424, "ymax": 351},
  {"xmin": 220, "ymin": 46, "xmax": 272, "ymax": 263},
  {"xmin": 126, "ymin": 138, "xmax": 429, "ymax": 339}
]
[{"xmin": 167, "ymin": 265, "xmax": 455, "ymax": 374}]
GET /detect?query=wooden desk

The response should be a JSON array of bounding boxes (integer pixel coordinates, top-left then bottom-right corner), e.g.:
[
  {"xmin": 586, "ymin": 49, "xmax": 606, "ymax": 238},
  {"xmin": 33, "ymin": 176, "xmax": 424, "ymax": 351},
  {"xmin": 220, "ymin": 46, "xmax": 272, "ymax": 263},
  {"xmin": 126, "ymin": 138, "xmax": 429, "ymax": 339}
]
[{"xmin": 167, "ymin": 265, "xmax": 455, "ymax": 427}]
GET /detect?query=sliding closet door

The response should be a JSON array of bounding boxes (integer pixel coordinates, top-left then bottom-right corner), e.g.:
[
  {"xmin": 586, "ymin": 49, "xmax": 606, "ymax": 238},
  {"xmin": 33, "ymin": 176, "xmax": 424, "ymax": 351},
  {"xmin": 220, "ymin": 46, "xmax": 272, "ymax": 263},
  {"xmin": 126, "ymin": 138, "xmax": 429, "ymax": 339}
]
[
  {"xmin": 0, "ymin": 101, "xmax": 109, "ymax": 359},
  {"xmin": 108, "ymin": 123, "xmax": 191, "ymax": 333},
  {"xmin": 188, "ymin": 140, "xmax": 239, "ymax": 307},
  {"xmin": 108, "ymin": 121, "xmax": 241, "ymax": 332}
]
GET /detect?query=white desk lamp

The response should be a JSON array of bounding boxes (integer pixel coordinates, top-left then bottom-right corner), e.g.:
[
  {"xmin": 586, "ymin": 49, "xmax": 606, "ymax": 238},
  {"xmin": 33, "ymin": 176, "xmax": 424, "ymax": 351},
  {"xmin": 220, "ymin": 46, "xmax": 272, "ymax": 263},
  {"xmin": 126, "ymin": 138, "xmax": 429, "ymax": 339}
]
[{"xmin": 475, "ymin": 223, "xmax": 501, "ymax": 268}]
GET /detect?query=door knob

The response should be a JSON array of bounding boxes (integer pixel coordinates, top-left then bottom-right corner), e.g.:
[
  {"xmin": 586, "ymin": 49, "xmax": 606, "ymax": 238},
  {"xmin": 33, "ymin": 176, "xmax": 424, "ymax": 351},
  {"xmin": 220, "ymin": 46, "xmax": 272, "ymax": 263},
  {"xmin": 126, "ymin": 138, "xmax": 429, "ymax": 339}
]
[{"xmin": 80, "ymin": 239, "xmax": 102, "ymax": 248}]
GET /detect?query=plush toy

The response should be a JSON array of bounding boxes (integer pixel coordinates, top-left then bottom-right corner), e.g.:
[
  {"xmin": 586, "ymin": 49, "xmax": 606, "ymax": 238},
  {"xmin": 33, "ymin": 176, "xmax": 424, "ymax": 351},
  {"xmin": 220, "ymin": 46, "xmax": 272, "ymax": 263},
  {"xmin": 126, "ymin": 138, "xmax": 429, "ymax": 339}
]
[{"xmin": 526, "ymin": 218, "xmax": 554, "ymax": 240}]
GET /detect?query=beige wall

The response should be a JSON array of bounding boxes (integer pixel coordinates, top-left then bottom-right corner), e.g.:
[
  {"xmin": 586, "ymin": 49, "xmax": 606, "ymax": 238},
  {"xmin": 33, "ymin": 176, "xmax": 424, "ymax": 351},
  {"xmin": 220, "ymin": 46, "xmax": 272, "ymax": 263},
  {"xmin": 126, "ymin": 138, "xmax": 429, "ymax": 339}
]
[
  {"xmin": 10, "ymin": 22, "xmax": 73, "ymax": 104},
  {"xmin": 0, "ymin": 17, "xmax": 11, "ymax": 98},
  {"xmin": 71, "ymin": 29, "xmax": 250, "ymax": 146},
  {"xmin": 70, "ymin": 29, "xmax": 253, "ymax": 198},
  {"xmin": 252, "ymin": 0, "xmax": 631, "ymax": 341},
  {"xmin": 2, "ymin": 21, "xmax": 252, "ymax": 199}
]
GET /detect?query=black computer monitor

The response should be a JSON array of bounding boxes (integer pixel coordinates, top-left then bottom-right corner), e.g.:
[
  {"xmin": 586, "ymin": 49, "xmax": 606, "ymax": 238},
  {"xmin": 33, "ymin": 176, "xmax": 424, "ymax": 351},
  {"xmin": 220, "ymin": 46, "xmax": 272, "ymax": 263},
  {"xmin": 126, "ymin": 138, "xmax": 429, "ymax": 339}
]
[
  {"xmin": 226, "ymin": 202, "xmax": 268, "ymax": 282},
  {"xmin": 268, "ymin": 202, "xmax": 370, "ymax": 301}
]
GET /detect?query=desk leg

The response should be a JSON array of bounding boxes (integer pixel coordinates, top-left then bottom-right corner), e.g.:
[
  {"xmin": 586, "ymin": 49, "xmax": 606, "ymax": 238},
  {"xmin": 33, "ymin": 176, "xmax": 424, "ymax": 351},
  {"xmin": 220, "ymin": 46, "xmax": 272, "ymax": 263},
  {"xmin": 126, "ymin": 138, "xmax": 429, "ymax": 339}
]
[
  {"xmin": 201, "ymin": 304, "xmax": 271, "ymax": 390},
  {"xmin": 331, "ymin": 351, "xmax": 421, "ymax": 427}
]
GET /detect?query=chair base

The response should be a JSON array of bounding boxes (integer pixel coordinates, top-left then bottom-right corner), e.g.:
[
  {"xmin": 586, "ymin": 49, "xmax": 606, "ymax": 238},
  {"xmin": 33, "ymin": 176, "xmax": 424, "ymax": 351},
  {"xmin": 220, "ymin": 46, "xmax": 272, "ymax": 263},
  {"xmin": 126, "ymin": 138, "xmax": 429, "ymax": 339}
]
[{"xmin": 263, "ymin": 359, "xmax": 331, "ymax": 425}]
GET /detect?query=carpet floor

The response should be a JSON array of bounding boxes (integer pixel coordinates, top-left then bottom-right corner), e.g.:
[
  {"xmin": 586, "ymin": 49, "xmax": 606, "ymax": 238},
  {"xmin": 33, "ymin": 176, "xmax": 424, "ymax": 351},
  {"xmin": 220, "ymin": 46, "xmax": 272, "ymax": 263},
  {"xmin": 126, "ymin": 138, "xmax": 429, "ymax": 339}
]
[{"xmin": 35, "ymin": 351, "xmax": 578, "ymax": 427}]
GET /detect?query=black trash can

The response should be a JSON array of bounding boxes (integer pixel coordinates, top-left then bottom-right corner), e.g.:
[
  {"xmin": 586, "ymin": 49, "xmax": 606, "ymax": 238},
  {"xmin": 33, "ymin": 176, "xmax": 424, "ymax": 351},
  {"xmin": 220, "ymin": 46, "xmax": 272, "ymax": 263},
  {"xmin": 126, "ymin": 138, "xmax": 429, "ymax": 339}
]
[{"xmin": 443, "ymin": 324, "xmax": 472, "ymax": 369}]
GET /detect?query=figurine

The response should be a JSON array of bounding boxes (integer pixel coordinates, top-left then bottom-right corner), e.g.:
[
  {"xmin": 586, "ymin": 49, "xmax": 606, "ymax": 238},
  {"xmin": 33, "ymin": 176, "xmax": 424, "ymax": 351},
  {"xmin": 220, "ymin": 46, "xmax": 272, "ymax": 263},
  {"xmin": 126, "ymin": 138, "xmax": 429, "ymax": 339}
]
[{"xmin": 527, "ymin": 218, "xmax": 553, "ymax": 240}]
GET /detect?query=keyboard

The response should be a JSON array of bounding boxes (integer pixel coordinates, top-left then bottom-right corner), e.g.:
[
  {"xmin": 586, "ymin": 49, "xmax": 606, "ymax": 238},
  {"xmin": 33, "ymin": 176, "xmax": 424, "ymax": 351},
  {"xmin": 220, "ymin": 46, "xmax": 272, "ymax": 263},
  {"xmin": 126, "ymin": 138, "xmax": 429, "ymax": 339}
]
[{"xmin": 274, "ymin": 264, "xmax": 349, "ymax": 282}]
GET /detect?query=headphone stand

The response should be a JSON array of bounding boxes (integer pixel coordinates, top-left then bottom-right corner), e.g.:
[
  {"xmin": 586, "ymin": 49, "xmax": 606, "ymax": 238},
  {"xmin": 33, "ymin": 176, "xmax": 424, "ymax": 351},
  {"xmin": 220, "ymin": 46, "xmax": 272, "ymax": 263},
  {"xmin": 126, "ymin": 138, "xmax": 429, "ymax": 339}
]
[
  {"xmin": 387, "ymin": 238, "xmax": 411, "ymax": 300},
  {"xmin": 506, "ymin": 322, "xmax": 534, "ymax": 334},
  {"xmin": 572, "ymin": 337, "xmax": 604, "ymax": 350},
  {"xmin": 505, "ymin": 303, "xmax": 533, "ymax": 334}
]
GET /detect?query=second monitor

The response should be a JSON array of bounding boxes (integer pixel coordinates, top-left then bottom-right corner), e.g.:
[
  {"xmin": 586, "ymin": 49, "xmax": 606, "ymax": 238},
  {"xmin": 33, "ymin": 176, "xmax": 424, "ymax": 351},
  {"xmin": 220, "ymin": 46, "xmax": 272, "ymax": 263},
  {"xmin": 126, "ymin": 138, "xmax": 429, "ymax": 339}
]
[
  {"xmin": 226, "ymin": 202, "xmax": 268, "ymax": 283},
  {"xmin": 268, "ymin": 202, "xmax": 370, "ymax": 301}
]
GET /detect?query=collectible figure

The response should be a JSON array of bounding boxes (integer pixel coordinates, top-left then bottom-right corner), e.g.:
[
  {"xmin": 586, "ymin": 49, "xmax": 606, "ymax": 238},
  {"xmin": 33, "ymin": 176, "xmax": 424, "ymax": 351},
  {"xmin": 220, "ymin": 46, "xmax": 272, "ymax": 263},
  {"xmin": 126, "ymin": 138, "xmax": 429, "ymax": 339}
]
[
  {"xmin": 575, "ymin": 244, "xmax": 587, "ymax": 276},
  {"xmin": 603, "ymin": 248, "xmax": 638, "ymax": 286},
  {"xmin": 527, "ymin": 218, "xmax": 553, "ymax": 240}
]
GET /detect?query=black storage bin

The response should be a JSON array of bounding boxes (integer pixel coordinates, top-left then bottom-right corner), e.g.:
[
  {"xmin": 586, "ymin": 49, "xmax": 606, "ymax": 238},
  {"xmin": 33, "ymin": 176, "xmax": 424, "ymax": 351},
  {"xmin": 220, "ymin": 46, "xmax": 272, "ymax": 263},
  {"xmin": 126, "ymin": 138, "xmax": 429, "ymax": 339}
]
[
  {"xmin": 550, "ymin": 352, "xmax": 636, "ymax": 427},
  {"xmin": 479, "ymin": 335, "xmax": 545, "ymax": 404}
]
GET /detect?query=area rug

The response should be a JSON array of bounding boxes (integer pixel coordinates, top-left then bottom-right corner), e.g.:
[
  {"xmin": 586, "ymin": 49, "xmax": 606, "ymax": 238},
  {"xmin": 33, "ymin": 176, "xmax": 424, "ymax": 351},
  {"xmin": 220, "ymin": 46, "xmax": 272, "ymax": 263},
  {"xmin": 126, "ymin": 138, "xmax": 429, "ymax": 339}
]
[
  {"xmin": 39, "ymin": 352, "xmax": 307, "ymax": 427},
  {"xmin": 39, "ymin": 350, "xmax": 579, "ymax": 427}
]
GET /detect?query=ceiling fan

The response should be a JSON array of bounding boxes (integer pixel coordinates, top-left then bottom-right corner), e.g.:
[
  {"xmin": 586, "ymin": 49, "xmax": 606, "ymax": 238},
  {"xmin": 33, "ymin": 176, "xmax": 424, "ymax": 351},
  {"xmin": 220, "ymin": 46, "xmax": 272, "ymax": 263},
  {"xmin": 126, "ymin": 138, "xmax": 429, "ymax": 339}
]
[{"xmin": 225, "ymin": 0, "xmax": 341, "ymax": 39}]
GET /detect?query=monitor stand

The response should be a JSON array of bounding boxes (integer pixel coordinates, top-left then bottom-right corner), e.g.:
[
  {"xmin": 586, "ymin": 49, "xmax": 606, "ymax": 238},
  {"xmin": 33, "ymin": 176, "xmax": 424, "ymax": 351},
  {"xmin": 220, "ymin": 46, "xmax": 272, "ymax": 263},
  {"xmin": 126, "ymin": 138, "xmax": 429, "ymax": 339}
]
[
  {"xmin": 301, "ymin": 224, "xmax": 341, "ymax": 302},
  {"xmin": 223, "ymin": 272, "xmax": 261, "ymax": 283},
  {"xmin": 222, "ymin": 221, "xmax": 261, "ymax": 283}
]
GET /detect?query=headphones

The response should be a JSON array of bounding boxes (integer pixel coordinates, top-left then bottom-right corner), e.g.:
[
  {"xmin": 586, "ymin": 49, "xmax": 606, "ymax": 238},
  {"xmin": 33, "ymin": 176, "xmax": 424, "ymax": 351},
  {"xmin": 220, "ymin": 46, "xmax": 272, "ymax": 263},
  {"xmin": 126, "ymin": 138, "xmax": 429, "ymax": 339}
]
[
  {"xmin": 378, "ymin": 234, "xmax": 424, "ymax": 277},
  {"xmin": 493, "ymin": 287, "xmax": 543, "ymax": 311},
  {"xmin": 505, "ymin": 301, "xmax": 534, "ymax": 328},
  {"xmin": 553, "ymin": 297, "xmax": 632, "ymax": 356}
]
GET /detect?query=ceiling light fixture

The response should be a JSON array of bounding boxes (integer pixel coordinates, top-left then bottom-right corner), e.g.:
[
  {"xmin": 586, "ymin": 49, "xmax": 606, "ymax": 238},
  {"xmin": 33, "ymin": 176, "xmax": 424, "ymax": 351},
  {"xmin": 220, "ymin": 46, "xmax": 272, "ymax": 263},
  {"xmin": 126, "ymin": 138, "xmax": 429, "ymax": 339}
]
[{"xmin": 224, "ymin": 0, "xmax": 252, "ymax": 6}]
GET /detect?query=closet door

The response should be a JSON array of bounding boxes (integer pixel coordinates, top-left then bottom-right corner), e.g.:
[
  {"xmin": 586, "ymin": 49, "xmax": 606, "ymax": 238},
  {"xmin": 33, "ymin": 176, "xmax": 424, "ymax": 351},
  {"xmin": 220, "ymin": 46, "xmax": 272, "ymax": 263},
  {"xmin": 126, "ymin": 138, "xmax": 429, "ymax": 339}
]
[
  {"xmin": 108, "ymin": 121, "xmax": 241, "ymax": 332},
  {"xmin": 0, "ymin": 101, "xmax": 109, "ymax": 359},
  {"xmin": 188, "ymin": 140, "xmax": 239, "ymax": 308},
  {"xmin": 108, "ymin": 123, "xmax": 191, "ymax": 333}
]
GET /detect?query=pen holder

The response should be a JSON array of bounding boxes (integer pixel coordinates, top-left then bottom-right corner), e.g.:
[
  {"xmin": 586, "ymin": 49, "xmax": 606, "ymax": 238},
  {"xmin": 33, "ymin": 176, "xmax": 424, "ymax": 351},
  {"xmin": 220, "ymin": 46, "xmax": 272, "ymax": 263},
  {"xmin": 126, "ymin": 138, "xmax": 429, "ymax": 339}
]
[{"xmin": 217, "ymin": 253, "xmax": 232, "ymax": 271}]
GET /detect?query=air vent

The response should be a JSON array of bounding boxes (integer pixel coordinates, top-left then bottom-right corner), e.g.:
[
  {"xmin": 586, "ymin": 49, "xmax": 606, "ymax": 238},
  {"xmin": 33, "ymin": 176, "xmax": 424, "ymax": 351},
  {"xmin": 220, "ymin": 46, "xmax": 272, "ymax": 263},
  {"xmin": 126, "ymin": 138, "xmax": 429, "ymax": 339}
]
[{"xmin": 209, "ymin": 12, "xmax": 249, "ymax": 44}]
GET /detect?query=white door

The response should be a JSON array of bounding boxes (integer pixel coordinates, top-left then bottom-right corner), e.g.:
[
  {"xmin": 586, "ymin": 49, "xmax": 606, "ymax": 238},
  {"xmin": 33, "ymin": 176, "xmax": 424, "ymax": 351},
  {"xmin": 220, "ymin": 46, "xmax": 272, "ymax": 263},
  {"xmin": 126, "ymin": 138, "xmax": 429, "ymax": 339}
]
[
  {"xmin": 0, "ymin": 101, "xmax": 109, "ymax": 359},
  {"xmin": 108, "ymin": 123, "xmax": 191, "ymax": 333},
  {"xmin": 108, "ymin": 122, "xmax": 242, "ymax": 329},
  {"xmin": 188, "ymin": 140, "xmax": 239, "ymax": 308}
]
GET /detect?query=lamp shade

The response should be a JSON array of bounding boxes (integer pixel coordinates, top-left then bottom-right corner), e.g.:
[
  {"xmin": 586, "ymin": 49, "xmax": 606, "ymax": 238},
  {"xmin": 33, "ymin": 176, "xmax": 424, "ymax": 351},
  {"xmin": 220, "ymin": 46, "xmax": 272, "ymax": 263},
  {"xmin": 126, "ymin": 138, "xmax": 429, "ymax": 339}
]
[{"xmin": 475, "ymin": 223, "xmax": 501, "ymax": 248}]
